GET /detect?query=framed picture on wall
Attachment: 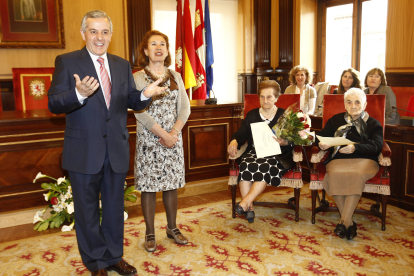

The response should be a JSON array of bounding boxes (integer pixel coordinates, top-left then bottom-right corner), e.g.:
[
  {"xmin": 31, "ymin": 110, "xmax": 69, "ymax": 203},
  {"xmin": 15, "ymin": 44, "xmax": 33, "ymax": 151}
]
[{"xmin": 0, "ymin": 0, "xmax": 64, "ymax": 48}]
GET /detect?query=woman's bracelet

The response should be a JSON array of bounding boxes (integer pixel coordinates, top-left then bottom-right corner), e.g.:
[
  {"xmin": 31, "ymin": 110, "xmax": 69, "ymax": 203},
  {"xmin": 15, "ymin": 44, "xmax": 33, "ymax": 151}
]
[{"xmin": 172, "ymin": 127, "xmax": 180, "ymax": 134}]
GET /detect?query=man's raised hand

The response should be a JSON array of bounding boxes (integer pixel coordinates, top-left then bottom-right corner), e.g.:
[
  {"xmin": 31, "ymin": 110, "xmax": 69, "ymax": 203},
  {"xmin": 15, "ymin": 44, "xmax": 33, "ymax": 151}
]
[
  {"xmin": 143, "ymin": 78, "xmax": 168, "ymax": 98},
  {"xmin": 74, "ymin": 74, "xmax": 100, "ymax": 97}
]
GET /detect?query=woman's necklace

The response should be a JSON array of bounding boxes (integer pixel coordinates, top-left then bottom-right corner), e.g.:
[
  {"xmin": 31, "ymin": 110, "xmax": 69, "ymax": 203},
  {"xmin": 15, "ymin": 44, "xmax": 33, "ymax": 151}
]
[
  {"xmin": 144, "ymin": 66, "xmax": 171, "ymax": 87},
  {"xmin": 260, "ymin": 105, "xmax": 276, "ymax": 118}
]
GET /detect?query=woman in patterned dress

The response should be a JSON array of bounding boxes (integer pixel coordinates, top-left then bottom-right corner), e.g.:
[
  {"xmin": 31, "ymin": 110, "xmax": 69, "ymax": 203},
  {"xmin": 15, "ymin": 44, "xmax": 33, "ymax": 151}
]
[
  {"xmin": 133, "ymin": 30, "xmax": 190, "ymax": 252},
  {"xmin": 227, "ymin": 80, "xmax": 292, "ymax": 223}
]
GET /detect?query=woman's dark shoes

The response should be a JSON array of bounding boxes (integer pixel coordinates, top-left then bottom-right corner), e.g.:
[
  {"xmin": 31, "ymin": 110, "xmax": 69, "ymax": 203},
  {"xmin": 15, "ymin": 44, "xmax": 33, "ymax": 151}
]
[
  {"xmin": 144, "ymin": 234, "xmax": 157, "ymax": 252},
  {"xmin": 334, "ymin": 222, "xmax": 347, "ymax": 239},
  {"xmin": 245, "ymin": 210, "xmax": 255, "ymax": 223},
  {"xmin": 234, "ymin": 202, "xmax": 247, "ymax": 217},
  {"xmin": 346, "ymin": 221, "xmax": 358, "ymax": 240},
  {"xmin": 166, "ymin": 226, "xmax": 188, "ymax": 244}
]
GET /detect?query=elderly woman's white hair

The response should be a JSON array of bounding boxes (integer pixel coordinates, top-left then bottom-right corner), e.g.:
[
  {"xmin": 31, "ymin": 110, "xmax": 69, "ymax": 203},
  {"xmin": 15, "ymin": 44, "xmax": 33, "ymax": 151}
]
[{"xmin": 344, "ymin": 87, "xmax": 366, "ymax": 103}]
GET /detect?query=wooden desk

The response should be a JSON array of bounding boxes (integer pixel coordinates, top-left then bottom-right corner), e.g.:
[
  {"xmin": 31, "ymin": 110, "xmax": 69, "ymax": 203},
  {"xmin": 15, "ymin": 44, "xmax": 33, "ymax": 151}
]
[
  {"xmin": 309, "ymin": 115, "xmax": 414, "ymax": 212},
  {"xmin": 0, "ymin": 101, "xmax": 243, "ymax": 212}
]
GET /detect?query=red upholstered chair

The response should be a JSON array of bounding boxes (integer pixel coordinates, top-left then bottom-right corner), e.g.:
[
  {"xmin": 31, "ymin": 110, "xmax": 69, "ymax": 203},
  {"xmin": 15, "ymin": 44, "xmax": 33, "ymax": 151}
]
[
  {"xmin": 230, "ymin": 94, "xmax": 304, "ymax": 222},
  {"xmin": 310, "ymin": 94, "xmax": 391, "ymax": 230},
  {"xmin": 329, "ymin": 85, "xmax": 338, "ymax": 94},
  {"xmin": 12, "ymin": 68, "xmax": 55, "ymax": 111},
  {"xmin": 405, "ymin": 95, "xmax": 414, "ymax": 116}
]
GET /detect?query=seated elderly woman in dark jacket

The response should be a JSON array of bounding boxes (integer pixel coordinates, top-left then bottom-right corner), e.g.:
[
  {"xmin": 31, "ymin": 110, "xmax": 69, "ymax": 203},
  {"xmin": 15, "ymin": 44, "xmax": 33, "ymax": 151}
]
[
  {"xmin": 228, "ymin": 80, "xmax": 292, "ymax": 223},
  {"xmin": 317, "ymin": 88, "xmax": 383, "ymax": 240}
]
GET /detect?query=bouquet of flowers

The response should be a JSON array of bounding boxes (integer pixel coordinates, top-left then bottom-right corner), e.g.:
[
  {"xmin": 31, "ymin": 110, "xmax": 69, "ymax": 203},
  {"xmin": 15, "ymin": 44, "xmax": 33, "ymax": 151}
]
[
  {"xmin": 32, "ymin": 172, "xmax": 138, "ymax": 232},
  {"xmin": 272, "ymin": 102, "xmax": 315, "ymax": 146}
]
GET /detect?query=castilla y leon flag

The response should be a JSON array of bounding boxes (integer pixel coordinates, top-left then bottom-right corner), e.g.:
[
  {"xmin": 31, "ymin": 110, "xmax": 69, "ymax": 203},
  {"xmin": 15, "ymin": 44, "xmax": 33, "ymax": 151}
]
[
  {"xmin": 182, "ymin": 0, "xmax": 197, "ymax": 90},
  {"xmin": 175, "ymin": 0, "xmax": 184, "ymax": 78},
  {"xmin": 204, "ymin": 0, "xmax": 214, "ymax": 98},
  {"xmin": 193, "ymin": 0, "xmax": 207, "ymax": 99}
]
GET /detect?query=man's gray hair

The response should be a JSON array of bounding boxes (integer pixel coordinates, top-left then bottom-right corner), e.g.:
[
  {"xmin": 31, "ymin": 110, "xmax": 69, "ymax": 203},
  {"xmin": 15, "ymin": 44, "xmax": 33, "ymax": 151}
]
[
  {"xmin": 344, "ymin": 87, "xmax": 366, "ymax": 103},
  {"xmin": 81, "ymin": 10, "xmax": 113, "ymax": 32}
]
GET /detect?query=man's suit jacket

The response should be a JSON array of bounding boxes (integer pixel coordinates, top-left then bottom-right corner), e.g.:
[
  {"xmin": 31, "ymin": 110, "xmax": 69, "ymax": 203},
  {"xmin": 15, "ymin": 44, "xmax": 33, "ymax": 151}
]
[{"xmin": 48, "ymin": 47, "xmax": 151, "ymax": 174}]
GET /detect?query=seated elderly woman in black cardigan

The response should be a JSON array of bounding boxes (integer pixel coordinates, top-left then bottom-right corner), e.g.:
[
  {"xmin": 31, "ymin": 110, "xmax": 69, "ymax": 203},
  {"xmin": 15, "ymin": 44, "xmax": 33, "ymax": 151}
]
[
  {"xmin": 227, "ymin": 80, "xmax": 292, "ymax": 223},
  {"xmin": 317, "ymin": 88, "xmax": 383, "ymax": 240}
]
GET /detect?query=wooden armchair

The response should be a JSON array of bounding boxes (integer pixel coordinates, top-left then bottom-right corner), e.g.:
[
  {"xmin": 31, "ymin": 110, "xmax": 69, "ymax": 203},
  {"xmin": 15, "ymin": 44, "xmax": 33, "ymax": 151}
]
[
  {"xmin": 229, "ymin": 94, "xmax": 304, "ymax": 222},
  {"xmin": 310, "ymin": 94, "xmax": 391, "ymax": 230}
]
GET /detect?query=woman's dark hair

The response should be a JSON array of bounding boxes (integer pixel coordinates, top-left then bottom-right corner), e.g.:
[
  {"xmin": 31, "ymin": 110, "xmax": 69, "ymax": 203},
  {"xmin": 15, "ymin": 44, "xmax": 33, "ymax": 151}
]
[{"xmin": 337, "ymin": 68, "xmax": 363, "ymax": 94}]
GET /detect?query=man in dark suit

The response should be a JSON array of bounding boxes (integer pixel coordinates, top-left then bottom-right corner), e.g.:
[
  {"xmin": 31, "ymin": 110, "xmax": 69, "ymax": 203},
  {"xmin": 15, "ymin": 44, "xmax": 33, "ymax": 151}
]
[{"xmin": 48, "ymin": 10, "xmax": 165, "ymax": 276}]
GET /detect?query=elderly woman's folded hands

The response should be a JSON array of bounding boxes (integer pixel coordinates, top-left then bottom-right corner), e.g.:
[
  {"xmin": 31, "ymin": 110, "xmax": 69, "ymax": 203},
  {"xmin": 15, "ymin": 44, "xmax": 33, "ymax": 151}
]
[{"xmin": 339, "ymin": 144, "xmax": 355, "ymax": 154}]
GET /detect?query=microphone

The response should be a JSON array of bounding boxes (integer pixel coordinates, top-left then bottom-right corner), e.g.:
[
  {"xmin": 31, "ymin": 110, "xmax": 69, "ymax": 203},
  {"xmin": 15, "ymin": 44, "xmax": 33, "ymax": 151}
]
[
  {"xmin": 392, "ymin": 106, "xmax": 414, "ymax": 113},
  {"xmin": 205, "ymin": 84, "xmax": 217, "ymax": 105},
  {"xmin": 392, "ymin": 106, "xmax": 414, "ymax": 126}
]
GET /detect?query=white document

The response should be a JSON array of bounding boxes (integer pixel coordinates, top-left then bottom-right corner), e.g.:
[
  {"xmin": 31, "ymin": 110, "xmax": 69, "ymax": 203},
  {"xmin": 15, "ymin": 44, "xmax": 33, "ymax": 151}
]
[
  {"xmin": 251, "ymin": 122, "xmax": 281, "ymax": 158},
  {"xmin": 316, "ymin": 135, "xmax": 356, "ymax": 147}
]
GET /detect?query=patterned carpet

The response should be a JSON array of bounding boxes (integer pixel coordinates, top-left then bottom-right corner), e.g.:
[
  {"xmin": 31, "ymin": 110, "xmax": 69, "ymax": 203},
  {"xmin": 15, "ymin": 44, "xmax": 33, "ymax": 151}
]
[{"xmin": 1, "ymin": 185, "xmax": 414, "ymax": 276}]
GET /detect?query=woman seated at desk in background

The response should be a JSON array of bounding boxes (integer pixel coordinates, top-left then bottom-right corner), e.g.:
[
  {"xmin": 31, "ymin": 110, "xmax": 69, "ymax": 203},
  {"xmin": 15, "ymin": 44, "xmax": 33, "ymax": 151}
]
[
  {"xmin": 364, "ymin": 67, "xmax": 400, "ymax": 124},
  {"xmin": 228, "ymin": 80, "xmax": 292, "ymax": 223},
  {"xmin": 284, "ymin": 65, "xmax": 317, "ymax": 115},
  {"xmin": 316, "ymin": 88, "xmax": 383, "ymax": 240},
  {"xmin": 333, "ymin": 68, "xmax": 363, "ymax": 94}
]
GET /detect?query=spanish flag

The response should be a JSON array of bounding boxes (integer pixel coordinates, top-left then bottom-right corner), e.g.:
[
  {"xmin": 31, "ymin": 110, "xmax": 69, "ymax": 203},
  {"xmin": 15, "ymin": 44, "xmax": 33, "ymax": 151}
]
[{"xmin": 182, "ymin": 0, "xmax": 197, "ymax": 90}]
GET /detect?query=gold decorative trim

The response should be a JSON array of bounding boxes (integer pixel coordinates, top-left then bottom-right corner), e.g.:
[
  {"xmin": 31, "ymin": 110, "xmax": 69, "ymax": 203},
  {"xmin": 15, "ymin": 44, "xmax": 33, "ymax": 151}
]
[
  {"xmin": 0, "ymin": 189, "xmax": 44, "ymax": 198},
  {"xmin": 20, "ymin": 74, "xmax": 53, "ymax": 111},
  {"xmin": 0, "ymin": 138, "xmax": 63, "ymax": 147},
  {"xmin": 405, "ymin": 150, "xmax": 414, "ymax": 198},
  {"xmin": 0, "ymin": 131, "xmax": 64, "ymax": 139},
  {"xmin": 384, "ymin": 139, "xmax": 414, "ymax": 146},
  {"xmin": 187, "ymin": 116, "xmax": 243, "ymax": 122},
  {"xmin": 187, "ymin": 123, "xmax": 229, "ymax": 169}
]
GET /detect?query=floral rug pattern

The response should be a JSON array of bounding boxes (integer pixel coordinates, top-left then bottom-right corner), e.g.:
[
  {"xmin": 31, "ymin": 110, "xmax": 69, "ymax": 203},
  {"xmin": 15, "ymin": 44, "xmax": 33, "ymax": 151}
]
[{"xmin": 1, "ymin": 185, "xmax": 414, "ymax": 276}]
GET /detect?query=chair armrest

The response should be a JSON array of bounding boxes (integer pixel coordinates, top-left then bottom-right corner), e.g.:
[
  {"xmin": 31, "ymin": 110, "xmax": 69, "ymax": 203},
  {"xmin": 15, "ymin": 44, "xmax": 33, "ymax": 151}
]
[
  {"xmin": 229, "ymin": 142, "xmax": 248, "ymax": 160},
  {"xmin": 381, "ymin": 141, "xmax": 391, "ymax": 158},
  {"xmin": 311, "ymin": 145, "xmax": 326, "ymax": 163},
  {"xmin": 293, "ymin": 145, "xmax": 303, "ymax": 162},
  {"xmin": 378, "ymin": 141, "xmax": 392, "ymax": 167}
]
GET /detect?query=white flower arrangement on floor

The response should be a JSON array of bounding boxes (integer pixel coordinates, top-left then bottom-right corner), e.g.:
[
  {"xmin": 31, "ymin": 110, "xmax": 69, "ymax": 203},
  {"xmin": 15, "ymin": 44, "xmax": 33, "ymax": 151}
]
[{"xmin": 32, "ymin": 172, "xmax": 138, "ymax": 232}]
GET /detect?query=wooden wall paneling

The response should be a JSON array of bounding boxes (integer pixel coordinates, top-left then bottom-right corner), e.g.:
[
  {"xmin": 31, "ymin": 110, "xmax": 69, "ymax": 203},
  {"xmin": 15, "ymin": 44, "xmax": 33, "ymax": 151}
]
[
  {"xmin": 403, "ymin": 147, "xmax": 414, "ymax": 206},
  {"xmin": 275, "ymin": 0, "xmax": 294, "ymax": 74},
  {"xmin": 127, "ymin": 0, "xmax": 151, "ymax": 68},
  {"xmin": 385, "ymin": 72, "xmax": 414, "ymax": 87},
  {"xmin": 253, "ymin": 0, "xmax": 273, "ymax": 73},
  {"xmin": 237, "ymin": 0, "xmax": 254, "ymax": 73},
  {"xmin": 385, "ymin": 0, "xmax": 414, "ymax": 72}
]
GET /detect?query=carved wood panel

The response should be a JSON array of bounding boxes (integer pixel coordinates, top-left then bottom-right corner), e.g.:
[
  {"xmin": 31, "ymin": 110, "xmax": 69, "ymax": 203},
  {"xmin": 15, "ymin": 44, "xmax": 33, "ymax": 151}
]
[
  {"xmin": 127, "ymin": 0, "xmax": 151, "ymax": 68},
  {"xmin": 253, "ymin": 0, "xmax": 273, "ymax": 73}
]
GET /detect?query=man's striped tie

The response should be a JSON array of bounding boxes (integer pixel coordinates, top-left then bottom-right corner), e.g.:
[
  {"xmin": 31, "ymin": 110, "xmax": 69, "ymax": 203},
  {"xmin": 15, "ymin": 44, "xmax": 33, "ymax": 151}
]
[{"xmin": 97, "ymin": 57, "xmax": 111, "ymax": 109}]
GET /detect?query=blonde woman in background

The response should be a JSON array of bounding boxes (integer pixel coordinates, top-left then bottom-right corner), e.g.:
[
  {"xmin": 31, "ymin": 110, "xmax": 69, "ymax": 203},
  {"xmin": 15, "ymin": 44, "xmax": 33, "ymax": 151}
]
[{"xmin": 284, "ymin": 65, "xmax": 317, "ymax": 114}]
